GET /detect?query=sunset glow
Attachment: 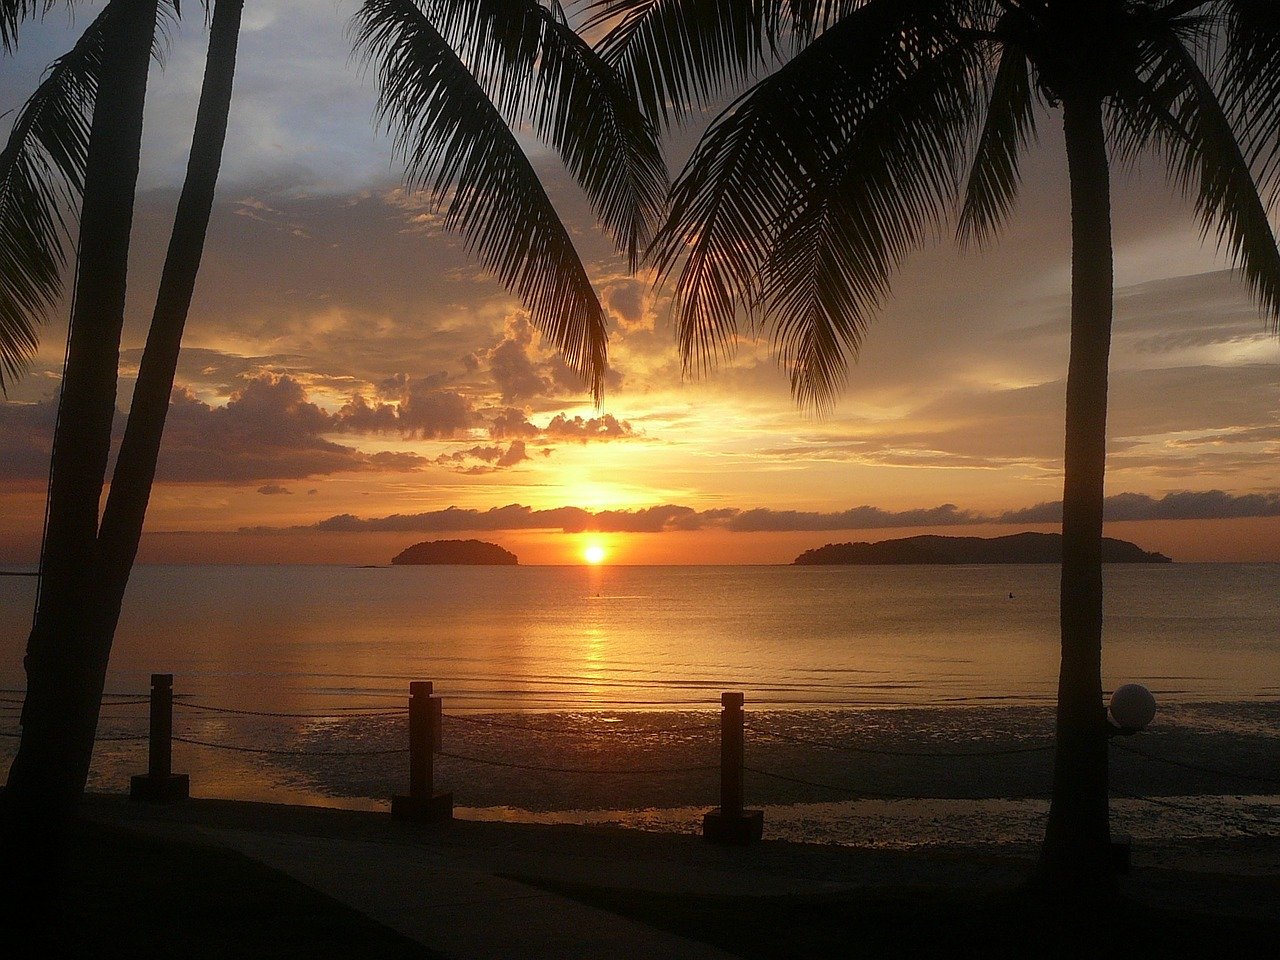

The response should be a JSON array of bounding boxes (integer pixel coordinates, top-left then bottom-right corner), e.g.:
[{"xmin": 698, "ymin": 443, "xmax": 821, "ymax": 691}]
[
  {"xmin": 3, "ymin": 4, "xmax": 1280, "ymax": 944},
  {"xmin": 0, "ymin": 7, "xmax": 1277, "ymax": 568}
]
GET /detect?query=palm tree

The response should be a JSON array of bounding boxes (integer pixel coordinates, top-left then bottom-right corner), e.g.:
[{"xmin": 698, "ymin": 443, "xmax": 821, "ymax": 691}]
[
  {"xmin": 592, "ymin": 0, "xmax": 1280, "ymax": 879},
  {"xmin": 5, "ymin": 0, "xmax": 247, "ymax": 841},
  {"xmin": 2, "ymin": 0, "xmax": 662, "ymax": 925}
]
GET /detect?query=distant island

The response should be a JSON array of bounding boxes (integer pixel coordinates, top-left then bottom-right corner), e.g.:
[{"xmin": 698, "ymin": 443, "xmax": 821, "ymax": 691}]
[
  {"xmin": 793, "ymin": 532, "xmax": 1172, "ymax": 565},
  {"xmin": 391, "ymin": 539, "xmax": 519, "ymax": 565}
]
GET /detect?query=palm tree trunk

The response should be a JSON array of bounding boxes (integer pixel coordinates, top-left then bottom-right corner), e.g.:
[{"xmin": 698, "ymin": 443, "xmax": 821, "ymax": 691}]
[
  {"xmin": 1, "ymin": 0, "xmax": 157, "ymax": 933},
  {"xmin": 5, "ymin": 0, "xmax": 158, "ymax": 816},
  {"xmin": 1040, "ymin": 91, "xmax": 1115, "ymax": 880},
  {"xmin": 98, "ymin": 0, "xmax": 245, "ymax": 607}
]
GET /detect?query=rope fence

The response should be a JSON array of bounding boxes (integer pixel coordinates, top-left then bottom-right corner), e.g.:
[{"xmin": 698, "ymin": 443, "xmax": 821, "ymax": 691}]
[
  {"xmin": 445, "ymin": 713, "xmax": 718, "ymax": 736},
  {"xmin": 174, "ymin": 702, "xmax": 407, "ymax": 719},
  {"xmin": 438, "ymin": 750, "xmax": 718, "ymax": 776},
  {"xmin": 1, "ymin": 675, "xmax": 1276, "ymax": 847},
  {"xmin": 172, "ymin": 735, "xmax": 408, "ymax": 757},
  {"xmin": 1111, "ymin": 740, "xmax": 1280, "ymax": 786},
  {"xmin": 744, "ymin": 723, "xmax": 1056, "ymax": 758}
]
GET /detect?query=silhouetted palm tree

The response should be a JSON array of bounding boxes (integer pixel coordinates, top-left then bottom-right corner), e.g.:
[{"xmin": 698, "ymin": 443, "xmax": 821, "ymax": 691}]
[
  {"xmin": 1, "ymin": 0, "xmax": 231, "ymax": 937},
  {"xmin": 593, "ymin": 0, "xmax": 1280, "ymax": 879},
  {"xmin": 2, "ymin": 1, "xmax": 662, "ymax": 924}
]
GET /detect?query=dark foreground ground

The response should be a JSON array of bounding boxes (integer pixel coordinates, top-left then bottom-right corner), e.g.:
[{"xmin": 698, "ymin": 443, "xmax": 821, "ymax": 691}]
[
  {"xmin": 60, "ymin": 819, "xmax": 437, "ymax": 959},
  {"xmin": 52, "ymin": 797, "xmax": 1280, "ymax": 959},
  {"xmin": 528, "ymin": 877, "xmax": 1280, "ymax": 960}
]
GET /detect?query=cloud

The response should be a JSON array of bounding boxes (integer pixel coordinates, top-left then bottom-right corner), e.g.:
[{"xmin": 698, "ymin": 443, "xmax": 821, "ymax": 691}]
[
  {"xmin": 543, "ymin": 413, "xmax": 637, "ymax": 441},
  {"xmin": 488, "ymin": 315, "xmax": 554, "ymax": 403},
  {"xmin": 157, "ymin": 375, "xmax": 428, "ymax": 482},
  {"xmin": 334, "ymin": 374, "xmax": 475, "ymax": 439},
  {"xmin": 432, "ymin": 441, "xmax": 530, "ymax": 475},
  {"xmin": 266, "ymin": 489, "xmax": 1280, "ymax": 535},
  {"xmin": 999, "ymin": 490, "xmax": 1280, "ymax": 524},
  {"xmin": 488, "ymin": 408, "xmax": 541, "ymax": 439},
  {"xmin": 481, "ymin": 314, "xmax": 618, "ymax": 404},
  {"xmin": 257, "ymin": 484, "xmax": 293, "ymax": 495},
  {"xmin": 487, "ymin": 408, "xmax": 639, "ymax": 442},
  {"xmin": 599, "ymin": 272, "xmax": 658, "ymax": 334},
  {"xmin": 725, "ymin": 504, "xmax": 984, "ymax": 531}
]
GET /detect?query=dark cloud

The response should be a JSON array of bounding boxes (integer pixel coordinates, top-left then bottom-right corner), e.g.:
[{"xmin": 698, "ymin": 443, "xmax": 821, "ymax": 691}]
[
  {"xmin": 271, "ymin": 489, "xmax": 1280, "ymax": 535},
  {"xmin": 334, "ymin": 374, "xmax": 474, "ymax": 439},
  {"xmin": 600, "ymin": 276, "xmax": 653, "ymax": 333},
  {"xmin": 257, "ymin": 485, "xmax": 293, "ymax": 495},
  {"xmin": 1000, "ymin": 491, "xmax": 1280, "ymax": 524},
  {"xmin": 432, "ymin": 441, "xmax": 530, "ymax": 475},
  {"xmin": 481, "ymin": 314, "xmax": 616, "ymax": 404},
  {"xmin": 118, "ymin": 347, "xmax": 307, "ymax": 395},
  {"xmin": 157, "ymin": 375, "xmax": 428, "ymax": 482},
  {"xmin": 488, "ymin": 408, "xmax": 541, "ymax": 439},
  {"xmin": 487, "ymin": 408, "xmax": 638, "ymax": 442},
  {"xmin": 488, "ymin": 316, "xmax": 553, "ymax": 403},
  {"xmin": 543, "ymin": 413, "xmax": 637, "ymax": 441},
  {"xmin": 726, "ymin": 504, "xmax": 984, "ymax": 532}
]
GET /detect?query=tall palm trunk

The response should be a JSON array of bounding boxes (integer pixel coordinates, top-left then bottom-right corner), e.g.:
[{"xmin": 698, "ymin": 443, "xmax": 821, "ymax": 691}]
[
  {"xmin": 98, "ymin": 0, "xmax": 245, "ymax": 608},
  {"xmin": 5, "ymin": 0, "xmax": 158, "ymax": 818},
  {"xmin": 1, "ymin": 0, "xmax": 158, "ymax": 933},
  {"xmin": 1041, "ymin": 91, "xmax": 1114, "ymax": 879}
]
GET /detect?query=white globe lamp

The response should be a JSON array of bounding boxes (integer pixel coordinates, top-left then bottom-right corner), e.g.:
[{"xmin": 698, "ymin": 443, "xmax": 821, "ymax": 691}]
[{"xmin": 1109, "ymin": 683, "xmax": 1157, "ymax": 733}]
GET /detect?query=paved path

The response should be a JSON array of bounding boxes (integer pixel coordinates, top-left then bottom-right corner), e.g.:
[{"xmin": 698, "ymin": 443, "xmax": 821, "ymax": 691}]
[
  {"xmin": 85, "ymin": 796, "xmax": 1028, "ymax": 959},
  {"xmin": 196, "ymin": 828, "xmax": 739, "ymax": 960},
  {"xmin": 83, "ymin": 796, "xmax": 1280, "ymax": 957}
]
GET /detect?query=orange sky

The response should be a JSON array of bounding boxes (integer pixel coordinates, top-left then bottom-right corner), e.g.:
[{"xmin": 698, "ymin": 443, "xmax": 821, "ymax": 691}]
[{"xmin": 1, "ymin": 4, "xmax": 1278, "ymax": 565}]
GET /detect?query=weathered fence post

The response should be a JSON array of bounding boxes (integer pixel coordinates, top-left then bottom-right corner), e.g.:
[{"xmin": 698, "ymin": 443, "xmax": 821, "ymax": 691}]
[
  {"xmin": 702, "ymin": 691, "xmax": 763, "ymax": 844},
  {"xmin": 392, "ymin": 680, "xmax": 453, "ymax": 822},
  {"xmin": 129, "ymin": 673, "xmax": 190, "ymax": 802}
]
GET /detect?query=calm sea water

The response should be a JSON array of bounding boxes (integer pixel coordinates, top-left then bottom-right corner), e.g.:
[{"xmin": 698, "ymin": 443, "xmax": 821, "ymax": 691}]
[
  {"xmin": 3, "ymin": 563, "xmax": 1277, "ymax": 709},
  {"xmin": 1, "ymin": 563, "xmax": 1277, "ymax": 847}
]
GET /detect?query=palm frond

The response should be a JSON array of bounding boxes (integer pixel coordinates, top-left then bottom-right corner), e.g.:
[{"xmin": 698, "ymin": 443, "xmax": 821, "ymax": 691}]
[
  {"xmin": 1115, "ymin": 20, "xmax": 1280, "ymax": 331},
  {"xmin": 1218, "ymin": 0, "xmax": 1280, "ymax": 202},
  {"xmin": 1, "ymin": 0, "xmax": 64, "ymax": 53},
  {"xmin": 585, "ymin": 0, "xmax": 788, "ymax": 127},
  {"xmin": 650, "ymin": 0, "xmax": 981, "ymax": 399},
  {"xmin": 957, "ymin": 42, "xmax": 1036, "ymax": 248},
  {"xmin": 0, "ymin": 2, "xmax": 108, "ymax": 390},
  {"xmin": 763, "ymin": 35, "xmax": 983, "ymax": 409},
  {"xmin": 354, "ymin": 0, "xmax": 609, "ymax": 400},
  {"xmin": 416, "ymin": 0, "xmax": 668, "ymax": 267}
]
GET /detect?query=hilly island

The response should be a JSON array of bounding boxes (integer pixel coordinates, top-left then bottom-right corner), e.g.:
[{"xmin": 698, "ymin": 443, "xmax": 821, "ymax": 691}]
[
  {"xmin": 793, "ymin": 532, "xmax": 1171, "ymax": 565},
  {"xmin": 391, "ymin": 539, "xmax": 519, "ymax": 565}
]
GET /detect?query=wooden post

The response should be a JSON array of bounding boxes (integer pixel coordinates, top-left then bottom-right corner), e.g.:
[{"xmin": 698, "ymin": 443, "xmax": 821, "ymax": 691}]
[
  {"xmin": 392, "ymin": 680, "xmax": 452, "ymax": 822},
  {"xmin": 129, "ymin": 673, "xmax": 189, "ymax": 802},
  {"xmin": 702, "ymin": 691, "xmax": 763, "ymax": 844}
]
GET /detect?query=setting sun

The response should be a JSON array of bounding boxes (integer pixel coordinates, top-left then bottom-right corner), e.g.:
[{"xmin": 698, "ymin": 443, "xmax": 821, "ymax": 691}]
[{"xmin": 583, "ymin": 543, "xmax": 607, "ymax": 565}]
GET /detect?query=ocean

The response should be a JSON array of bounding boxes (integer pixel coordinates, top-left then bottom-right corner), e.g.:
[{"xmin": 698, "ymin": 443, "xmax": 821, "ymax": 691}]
[{"xmin": 2, "ymin": 563, "xmax": 1277, "ymax": 848}]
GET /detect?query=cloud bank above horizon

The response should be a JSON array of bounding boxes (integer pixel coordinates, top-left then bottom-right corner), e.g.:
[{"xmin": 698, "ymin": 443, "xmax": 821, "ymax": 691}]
[{"xmin": 246, "ymin": 490, "xmax": 1280, "ymax": 536}]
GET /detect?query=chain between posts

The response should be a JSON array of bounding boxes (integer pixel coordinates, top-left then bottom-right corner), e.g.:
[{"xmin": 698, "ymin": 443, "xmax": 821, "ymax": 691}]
[{"xmin": 1, "ymin": 677, "xmax": 1272, "ymax": 841}]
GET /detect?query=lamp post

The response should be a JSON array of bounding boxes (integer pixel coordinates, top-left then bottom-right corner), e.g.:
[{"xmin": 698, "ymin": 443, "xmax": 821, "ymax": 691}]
[
  {"xmin": 1107, "ymin": 682, "xmax": 1156, "ymax": 872},
  {"xmin": 1108, "ymin": 683, "xmax": 1157, "ymax": 736}
]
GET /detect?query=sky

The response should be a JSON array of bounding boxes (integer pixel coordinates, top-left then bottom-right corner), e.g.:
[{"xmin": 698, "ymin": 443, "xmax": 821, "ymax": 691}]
[{"xmin": 1, "ymin": 1, "xmax": 1278, "ymax": 565}]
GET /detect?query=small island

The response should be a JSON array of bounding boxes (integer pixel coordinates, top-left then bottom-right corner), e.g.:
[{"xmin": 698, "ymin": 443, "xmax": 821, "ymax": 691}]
[
  {"xmin": 793, "ymin": 531, "xmax": 1171, "ymax": 565},
  {"xmin": 391, "ymin": 539, "xmax": 519, "ymax": 565}
]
